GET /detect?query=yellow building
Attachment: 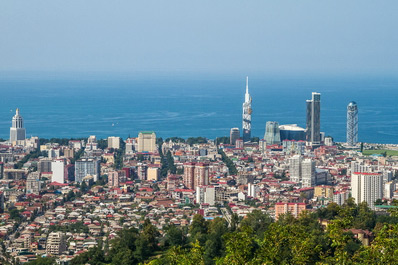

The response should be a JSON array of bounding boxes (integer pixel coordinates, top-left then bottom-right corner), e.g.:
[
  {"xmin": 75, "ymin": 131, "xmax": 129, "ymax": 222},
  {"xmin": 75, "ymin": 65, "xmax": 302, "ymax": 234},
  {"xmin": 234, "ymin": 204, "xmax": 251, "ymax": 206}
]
[
  {"xmin": 314, "ymin": 185, "xmax": 334, "ymax": 199},
  {"xmin": 147, "ymin": 166, "xmax": 160, "ymax": 181}
]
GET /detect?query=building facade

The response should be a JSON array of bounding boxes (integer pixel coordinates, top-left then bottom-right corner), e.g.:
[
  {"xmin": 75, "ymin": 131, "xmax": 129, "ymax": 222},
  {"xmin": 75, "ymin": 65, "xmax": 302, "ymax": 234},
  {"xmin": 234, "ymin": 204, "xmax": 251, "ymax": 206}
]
[
  {"xmin": 264, "ymin": 121, "xmax": 281, "ymax": 145},
  {"xmin": 51, "ymin": 159, "xmax": 65, "ymax": 183},
  {"xmin": 10, "ymin": 108, "xmax": 26, "ymax": 143},
  {"xmin": 230, "ymin": 128, "xmax": 240, "ymax": 146},
  {"xmin": 75, "ymin": 158, "xmax": 100, "ymax": 183},
  {"xmin": 351, "ymin": 172, "xmax": 383, "ymax": 209},
  {"xmin": 347, "ymin": 101, "xmax": 358, "ymax": 146},
  {"xmin": 26, "ymin": 172, "xmax": 41, "ymax": 195},
  {"xmin": 137, "ymin": 131, "xmax": 157, "ymax": 153},
  {"xmin": 108, "ymin": 136, "xmax": 120, "ymax": 149},
  {"xmin": 242, "ymin": 77, "xmax": 252, "ymax": 142},
  {"xmin": 306, "ymin": 92, "xmax": 321, "ymax": 146}
]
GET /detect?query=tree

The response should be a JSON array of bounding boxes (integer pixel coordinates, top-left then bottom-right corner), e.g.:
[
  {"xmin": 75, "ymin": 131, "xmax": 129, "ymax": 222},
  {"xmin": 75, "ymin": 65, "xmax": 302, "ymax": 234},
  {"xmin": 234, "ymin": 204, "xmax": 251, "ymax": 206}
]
[{"xmin": 240, "ymin": 210, "xmax": 273, "ymax": 239}]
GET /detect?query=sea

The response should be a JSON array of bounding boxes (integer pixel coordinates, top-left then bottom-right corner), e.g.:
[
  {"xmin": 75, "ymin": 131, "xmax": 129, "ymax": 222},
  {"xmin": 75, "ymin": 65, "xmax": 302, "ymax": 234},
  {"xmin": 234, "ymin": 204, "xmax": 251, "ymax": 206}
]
[{"xmin": 0, "ymin": 72, "xmax": 397, "ymax": 144}]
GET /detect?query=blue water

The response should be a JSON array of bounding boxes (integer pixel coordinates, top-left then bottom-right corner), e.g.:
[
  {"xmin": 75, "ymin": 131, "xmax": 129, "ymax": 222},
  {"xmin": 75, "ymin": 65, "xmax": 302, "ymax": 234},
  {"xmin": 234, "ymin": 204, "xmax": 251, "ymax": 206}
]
[{"xmin": 0, "ymin": 73, "xmax": 397, "ymax": 144}]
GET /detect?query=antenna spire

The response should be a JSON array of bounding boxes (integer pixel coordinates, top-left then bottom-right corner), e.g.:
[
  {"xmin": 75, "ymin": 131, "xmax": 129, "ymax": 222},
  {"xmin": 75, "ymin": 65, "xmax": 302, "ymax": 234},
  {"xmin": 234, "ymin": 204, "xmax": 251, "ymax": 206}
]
[{"xmin": 246, "ymin": 76, "xmax": 249, "ymax": 94}]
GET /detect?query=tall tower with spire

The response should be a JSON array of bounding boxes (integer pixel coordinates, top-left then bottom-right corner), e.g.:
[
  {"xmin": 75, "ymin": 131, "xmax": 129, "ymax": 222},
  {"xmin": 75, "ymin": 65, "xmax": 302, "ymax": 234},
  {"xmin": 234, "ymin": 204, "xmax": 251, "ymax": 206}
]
[
  {"xmin": 242, "ymin": 76, "xmax": 252, "ymax": 142},
  {"xmin": 10, "ymin": 108, "xmax": 26, "ymax": 143}
]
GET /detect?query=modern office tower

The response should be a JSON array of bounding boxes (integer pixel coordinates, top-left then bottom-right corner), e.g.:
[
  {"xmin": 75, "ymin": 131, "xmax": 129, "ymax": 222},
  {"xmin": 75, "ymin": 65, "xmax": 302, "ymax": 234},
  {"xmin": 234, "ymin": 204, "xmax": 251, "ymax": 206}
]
[
  {"xmin": 183, "ymin": 162, "xmax": 196, "ymax": 189},
  {"xmin": 230, "ymin": 128, "xmax": 240, "ymax": 145},
  {"xmin": 264, "ymin": 121, "xmax": 281, "ymax": 145},
  {"xmin": 306, "ymin": 92, "xmax": 321, "ymax": 146},
  {"xmin": 137, "ymin": 131, "xmax": 157, "ymax": 152},
  {"xmin": 46, "ymin": 232, "xmax": 67, "ymax": 255},
  {"xmin": 26, "ymin": 172, "xmax": 41, "ymax": 195},
  {"xmin": 194, "ymin": 163, "xmax": 209, "ymax": 188},
  {"xmin": 242, "ymin": 76, "xmax": 252, "ymax": 142},
  {"xmin": 0, "ymin": 162, "xmax": 3, "ymax": 179},
  {"xmin": 279, "ymin": 124, "xmax": 306, "ymax": 141},
  {"xmin": 38, "ymin": 158, "xmax": 52, "ymax": 173},
  {"xmin": 301, "ymin": 159, "xmax": 316, "ymax": 187},
  {"xmin": 51, "ymin": 159, "xmax": 65, "ymax": 183},
  {"xmin": 347, "ymin": 101, "xmax": 358, "ymax": 146},
  {"xmin": 351, "ymin": 172, "xmax": 383, "ymax": 209},
  {"xmin": 74, "ymin": 158, "xmax": 100, "ymax": 183},
  {"xmin": 108, "ymin": 171, "xmax": 119, "ymax": 187},
  {"xmin": 108, "ymin": 136, "xmax": 120, "ymax": 149},
  {"xmin": 9, "ymin": 108, "xmax": 26, "ymax": 143},
  {"xmin": 289, "ymin": 155, "xmax": 302, "ymax": 183}
]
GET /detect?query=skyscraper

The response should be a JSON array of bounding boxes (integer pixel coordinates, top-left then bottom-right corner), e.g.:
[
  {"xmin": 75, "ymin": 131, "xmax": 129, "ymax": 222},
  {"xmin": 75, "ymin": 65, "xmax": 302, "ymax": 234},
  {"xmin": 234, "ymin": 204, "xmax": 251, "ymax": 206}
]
[
  {"xmin": 306, "ymin": 92, "xmax": 321, "ymax": 146},
  {"xmin": 242, "ymin": 77, "xmax": 252, "ymax": 142},
  {"xmin": 347, "ymin": 101, "xmax": 358, "ymax": 146},
  {"xmin": 230, "ymin": 128, "xmax": 240, "ymax": 145},
  {"xmin": 10, "ymin": 108, "xmax": 26, "ymax": 143},
  {"xmin": 264, "ymin": 121, "xmax": 281, "ymax": 145}
]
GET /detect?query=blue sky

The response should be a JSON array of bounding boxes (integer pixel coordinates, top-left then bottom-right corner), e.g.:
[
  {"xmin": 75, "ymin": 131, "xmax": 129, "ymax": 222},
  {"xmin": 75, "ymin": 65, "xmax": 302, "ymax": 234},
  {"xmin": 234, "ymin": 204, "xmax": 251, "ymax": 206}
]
[{"xmin": 1, "ymin": 1, "xmax": 397, "ymax": 75}]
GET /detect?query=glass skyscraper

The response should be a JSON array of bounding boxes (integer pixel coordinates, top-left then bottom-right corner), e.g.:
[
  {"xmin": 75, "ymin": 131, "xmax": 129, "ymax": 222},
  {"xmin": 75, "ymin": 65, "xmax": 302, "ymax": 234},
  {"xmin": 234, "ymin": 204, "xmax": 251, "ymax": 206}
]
[
  {"xmin": 306, "ymin": 92, "xmax": 321, "ymax": 146},
  {"xmin": 347, "ymin": 101, "xmax": 358, "ymax": 146},
  {"xmin": 264, "ymin": 121, "xmax": 281, "ymax": 145}
]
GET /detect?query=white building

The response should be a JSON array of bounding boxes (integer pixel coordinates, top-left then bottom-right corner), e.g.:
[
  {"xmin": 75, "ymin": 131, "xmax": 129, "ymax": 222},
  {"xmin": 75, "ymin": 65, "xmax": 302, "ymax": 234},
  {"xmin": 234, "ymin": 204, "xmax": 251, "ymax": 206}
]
[
  {"xmin": 52, "ymin": 159, "xmax": 65, "ymax": 183},
  {"xmin": 351, "ymin": 172, "xmax": 383, "ymax": 209},
  {"xmin": 9, "ymin": 108, "xmax": 26, "ymax": 144},
  {"xmin": 289, "ymin": 155, "xmax": 302, "ymax": 183},
  {"xmin": 301, "ymin": 159, "xmax": 316, "ymax": 187},
  {"xmin": 108, "ymin": 136, "xmax": 120, "ymax": 149},
  {"xmin": 196, "ymin": 186, "xmax": 215, "ymax": 206},
  {"xmin": 333, "ymin": 190, "xmax": 350, "ymax": 206}
]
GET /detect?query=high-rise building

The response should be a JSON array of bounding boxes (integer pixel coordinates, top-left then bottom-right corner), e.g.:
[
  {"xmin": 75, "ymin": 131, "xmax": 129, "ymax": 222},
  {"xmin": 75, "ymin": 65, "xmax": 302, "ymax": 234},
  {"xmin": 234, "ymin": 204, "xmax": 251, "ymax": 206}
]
[
  {"xmin": 264, "ymin": 121, "xmax": 281, "ymax": 145},
  {"xmin": 242, "ymin": 77, "xmax": 252, "ymax": 142},
  {"xmin": 108, "ymin": 171, "xmax": 119, "ymax": 187},
  {"xmin": 230, "ymin": 128, "xmax": 240, "ymax": 146},
  {"xmin": 347, "ymin": 101, "xmax": 358, "ymax": 146},
  {"xmin": 38, "ymin": 159, "xmax": 52, "ymax": 173},
  {"xmin": 301, "ymin": 159, "xmax": 316, "ymax": 187},
  {"xmin": 183, "ymin": 162, "xmax": 196, "ymax": 189},
  {"xmin": 306, "ymin": 92, "xmax": 321, "ymax": 146},
  {"xmin": 51, "ymin": 159, "xmax": 65, "ymax": 183},
  {"xmin": 351, "ymin": 172, "xmax": 383, "ymax": 209},
  {"xmin": 74, "ymin": 158, "xmax": 100, "ymax": 183},
  {"xmin": 10, "ymin": 108, "xmax": 26, "ymax": 143},
  {"xmin": 108, "ymin": 136, "xmax": 120, "ymax": 149},
  {"xmin": 137, "ymin": 131, "xmax": 157, "ymax": 153},
  {"xmin": 194, "ymin": 163, "xmax": 209, "ymax": 188},
  {"xmin": 26, "ymin": 172, "xmax": 41, "ymax": 195},
  {"xmin": 0, "ymin": 162, "xmax": 3, "ymax": 179},
  {"xmin": 289, "ymin": 155, "xmax": 302, "ymax": 183}
]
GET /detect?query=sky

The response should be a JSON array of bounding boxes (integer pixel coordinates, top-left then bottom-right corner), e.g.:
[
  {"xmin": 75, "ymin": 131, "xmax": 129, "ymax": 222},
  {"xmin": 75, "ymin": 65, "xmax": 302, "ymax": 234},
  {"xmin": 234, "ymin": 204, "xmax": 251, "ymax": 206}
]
[{"xmin": 1, "ymin": 1, "xmax": 397, "ymax": 76}]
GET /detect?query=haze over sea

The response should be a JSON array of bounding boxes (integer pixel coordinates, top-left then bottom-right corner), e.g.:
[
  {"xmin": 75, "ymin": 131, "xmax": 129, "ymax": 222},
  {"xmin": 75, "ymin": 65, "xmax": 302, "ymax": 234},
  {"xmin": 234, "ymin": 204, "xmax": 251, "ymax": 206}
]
[{"xmin": 0, "ymin": 73, "xmax": 397, "ymax": 144}]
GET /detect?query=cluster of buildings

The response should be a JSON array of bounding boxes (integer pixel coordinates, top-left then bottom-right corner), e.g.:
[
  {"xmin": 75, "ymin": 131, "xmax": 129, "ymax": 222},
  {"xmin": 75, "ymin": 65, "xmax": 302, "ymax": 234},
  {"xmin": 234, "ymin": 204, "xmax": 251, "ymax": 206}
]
[{"xmin": 0, "ymin": 80, "xmax": 391, "ymax": 264}]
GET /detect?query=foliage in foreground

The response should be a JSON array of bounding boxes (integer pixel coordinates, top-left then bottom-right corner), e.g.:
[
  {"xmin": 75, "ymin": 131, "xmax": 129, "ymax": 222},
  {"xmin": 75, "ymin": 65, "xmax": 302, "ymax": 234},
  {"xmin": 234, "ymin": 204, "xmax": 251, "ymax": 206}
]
[{"xmin": 32, "ymin": 199, "xmax": 398, "ymax": 265}]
